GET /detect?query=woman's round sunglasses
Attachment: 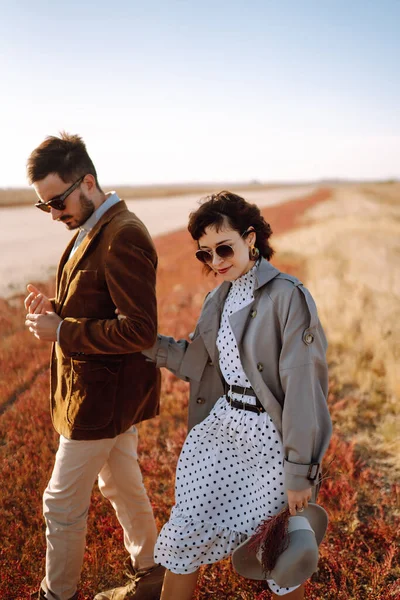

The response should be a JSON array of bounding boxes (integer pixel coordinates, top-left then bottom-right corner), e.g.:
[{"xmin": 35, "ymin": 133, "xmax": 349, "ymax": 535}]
[
  {"xmin": 195, "ymin": 228, "xmax": 252, "ymax": 264},
  {"xmin": 35, "ymin": 176, "xmax": 85, "ymax": 213}
]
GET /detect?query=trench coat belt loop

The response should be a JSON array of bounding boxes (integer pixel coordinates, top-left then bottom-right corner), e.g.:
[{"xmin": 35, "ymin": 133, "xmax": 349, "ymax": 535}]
[{"xmin": 224, "ymin": 383, "xmax": 265, "ymax": 414}]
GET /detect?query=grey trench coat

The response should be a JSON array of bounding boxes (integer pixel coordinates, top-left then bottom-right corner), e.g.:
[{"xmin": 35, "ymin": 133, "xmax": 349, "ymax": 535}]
[{"xmin": 144, "ymin": 259, "xmax": 332, "ymax": 492}]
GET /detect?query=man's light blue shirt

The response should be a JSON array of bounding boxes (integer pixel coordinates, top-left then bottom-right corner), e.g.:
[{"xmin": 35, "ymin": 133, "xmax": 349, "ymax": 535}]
[{"xmin": 69, "ymin": 192, "xmax": 121, "ymax": 258}]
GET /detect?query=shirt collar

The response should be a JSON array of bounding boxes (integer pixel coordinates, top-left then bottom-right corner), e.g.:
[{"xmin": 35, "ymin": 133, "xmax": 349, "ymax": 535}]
[
  {"xmin": 80, "ymin": 192, "xmax": 120, "ymax": 233},
  {"xmin": 230, "ymin": 260, "xmax": 259, "ymax": 290}
]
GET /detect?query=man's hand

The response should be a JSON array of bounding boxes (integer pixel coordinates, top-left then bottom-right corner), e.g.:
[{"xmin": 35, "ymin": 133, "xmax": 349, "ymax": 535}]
[
  {"xmin": 287, "ymin": 488, "xmax": 312, "ymax": 516},
  {"xmin": 24, "ymin": 284, "xmax": 53, "ymax": 315},
  {"xmin": 25, "ymin": 312, "xmax": 62, "ymax": 342}
]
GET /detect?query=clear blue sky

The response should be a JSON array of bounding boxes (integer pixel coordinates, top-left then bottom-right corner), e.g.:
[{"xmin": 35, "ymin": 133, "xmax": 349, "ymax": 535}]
[{"xmin": 0, "ymin": 0, "xmax": 398, "ymax": 186}]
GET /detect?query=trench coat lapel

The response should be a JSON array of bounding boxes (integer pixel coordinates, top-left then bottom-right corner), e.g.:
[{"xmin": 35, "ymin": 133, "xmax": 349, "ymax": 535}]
[
  {"xmin": 197, "ymin": 281, "xmax": 230, "ymax": 363},
  {"xmin": 228, "ymin": 260, "xmax": 281, "ymax": 348},
  {"xmin": 229, "ymin": 300, "xmax": 256, "ymax": 348},
  {"xmin": 254, "ymin": 259, "xmax": 280, "ymax": 291},
  {"xmin": 197, "ymin": 260, "xmax": 281, "ymax": 361}
]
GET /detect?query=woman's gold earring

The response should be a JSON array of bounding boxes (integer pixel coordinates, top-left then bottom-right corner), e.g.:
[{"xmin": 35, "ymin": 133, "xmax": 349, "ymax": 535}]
[{"xmin": 249, "ymin": 245, "xmax": 260, "ymax": 260}]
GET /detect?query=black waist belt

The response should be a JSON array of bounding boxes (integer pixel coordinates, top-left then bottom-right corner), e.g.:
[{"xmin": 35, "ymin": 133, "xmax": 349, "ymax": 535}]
[{"xmin": 224, "ymin": 384, "xmax": 265, "ymax": 414}]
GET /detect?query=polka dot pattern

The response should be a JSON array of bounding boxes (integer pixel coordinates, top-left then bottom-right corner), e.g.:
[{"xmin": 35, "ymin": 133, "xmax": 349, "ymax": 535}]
[
  {"xmin": 154, "ymin": 262, "xmax": 299, "ymax": 595},
  {"xmin": 217, "ymin": 263, "xmax": 257, "ymax": 391}
]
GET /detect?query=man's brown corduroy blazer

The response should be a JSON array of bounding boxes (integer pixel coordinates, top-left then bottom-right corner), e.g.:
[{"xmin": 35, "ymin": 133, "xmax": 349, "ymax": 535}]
[{"xmin": 49, "ymin": 200, "xmax": 161, "ymax": 440}]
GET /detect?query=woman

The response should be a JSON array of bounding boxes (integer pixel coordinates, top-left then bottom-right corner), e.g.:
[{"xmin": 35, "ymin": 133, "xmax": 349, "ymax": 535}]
[{"xmin": 144, "ymin": 191, "xmax": 332, "ymax": 599}]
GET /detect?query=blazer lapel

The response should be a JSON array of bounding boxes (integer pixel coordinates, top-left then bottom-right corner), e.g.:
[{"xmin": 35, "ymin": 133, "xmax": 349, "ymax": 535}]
[
  {"xmin": 57, "ymin": 201, "xmax": 128, "ymax": 307},
  {"xmin": 56, "ymin": 233, "xmax": 78, "ymax": 299},
  {"xmin": 57, "ymin": 225, "xmax": 102, "ymax": 307}
]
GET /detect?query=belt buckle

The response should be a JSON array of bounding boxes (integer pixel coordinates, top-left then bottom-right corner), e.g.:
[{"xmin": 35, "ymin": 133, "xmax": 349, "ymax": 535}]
[
  {"xmin": 237, "ymin": 385, "xmax": 246, "ymax": 411},
  {"xmin": 228, "ymin": 384, "xmax": 233, "ymax": 406}
]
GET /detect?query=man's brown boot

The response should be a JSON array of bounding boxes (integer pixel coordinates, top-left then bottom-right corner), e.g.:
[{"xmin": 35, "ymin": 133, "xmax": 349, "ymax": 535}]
[
  {"xmin": 94, "ymin": 560, "xmax": 165, "ymax": 600},
  {"xmin": 31, "ymin": 586, "xmax": 79, "ymax": 599}
]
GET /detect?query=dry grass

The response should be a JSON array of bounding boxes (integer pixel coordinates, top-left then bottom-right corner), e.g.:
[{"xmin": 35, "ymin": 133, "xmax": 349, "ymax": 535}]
[
  {"xmin": 1, "ymin": 188, "xmax": 399, "ymax": 598},
  {"xmin": 275, "ymin": 183, "xmax": 400, "ymax": 475}
]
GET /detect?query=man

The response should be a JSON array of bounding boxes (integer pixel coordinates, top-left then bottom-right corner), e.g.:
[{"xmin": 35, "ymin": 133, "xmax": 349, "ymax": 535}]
[{"xmin": 25, "ymin": 132, "xmax": 165, "ymax": 600}]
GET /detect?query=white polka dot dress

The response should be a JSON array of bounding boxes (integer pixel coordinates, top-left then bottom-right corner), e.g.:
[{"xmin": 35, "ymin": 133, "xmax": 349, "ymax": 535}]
[{"xmin": 154, "ymin": 263, "xmax": 299, "ymax": 596}]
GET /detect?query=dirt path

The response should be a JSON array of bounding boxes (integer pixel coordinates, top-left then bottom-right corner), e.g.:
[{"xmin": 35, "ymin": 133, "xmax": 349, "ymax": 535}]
[{"xmin": 0, "ymin": 185, "xmax": 316, "ymax": 297}]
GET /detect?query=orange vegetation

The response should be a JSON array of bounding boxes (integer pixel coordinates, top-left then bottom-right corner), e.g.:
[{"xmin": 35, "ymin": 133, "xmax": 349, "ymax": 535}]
[{"xmin": 0, "ymin": 189, "xmax": 399, "ymax": 599}]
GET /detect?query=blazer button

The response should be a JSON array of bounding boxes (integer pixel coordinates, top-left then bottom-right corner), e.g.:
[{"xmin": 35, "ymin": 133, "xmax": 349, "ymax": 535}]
[
  {"xmin": 251, "ymin": 309, "xmax": 257, "ymax": 318},
  {"xmin": 196, "ymin": 397, "xmax": 206, "ymax": 405},
  {"xmin": 207, "ymin": 358, "xmax": 213, "ymax": 366},
  {"xmin": 257, "ymin": 362, "xmax": 264, "ymax": 372}
]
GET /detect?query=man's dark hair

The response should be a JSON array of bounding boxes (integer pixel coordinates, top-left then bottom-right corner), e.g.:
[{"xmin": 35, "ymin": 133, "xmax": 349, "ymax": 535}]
[
  {"xmin": 27, "ymin": 132, "xmax": 101, "ymax": 189},
  {"xmin": 188, "ymin": 190, "xmax": 274, "ymax": 274}
]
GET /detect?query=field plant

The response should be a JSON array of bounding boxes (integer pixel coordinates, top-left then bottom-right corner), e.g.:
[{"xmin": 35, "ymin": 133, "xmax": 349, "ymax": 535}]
[
  {"xmin": 0, "ymin": 189, "xmax": 398, "ymax": 599},
  {"xmin": 275, "ymin": 183, "xmax": 400, "ymax": 475}
]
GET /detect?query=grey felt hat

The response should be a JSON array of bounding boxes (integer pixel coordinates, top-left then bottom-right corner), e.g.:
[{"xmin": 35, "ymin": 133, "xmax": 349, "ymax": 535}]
[{"xmin": 231, "ymin": 503, "xmax": 328, "ymax": 588}]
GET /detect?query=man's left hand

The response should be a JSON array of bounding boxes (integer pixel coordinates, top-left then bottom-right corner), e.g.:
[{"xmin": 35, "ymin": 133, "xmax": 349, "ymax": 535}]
[{"xmin": 25, "ymin": 312, "xmax": 62, "ymax": 342}]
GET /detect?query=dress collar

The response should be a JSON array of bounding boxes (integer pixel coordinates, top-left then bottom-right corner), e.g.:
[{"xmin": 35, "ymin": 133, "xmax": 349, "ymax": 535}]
[{"xmin": 230, "ymin": 260, "xmax": 259, "ymax": 291}]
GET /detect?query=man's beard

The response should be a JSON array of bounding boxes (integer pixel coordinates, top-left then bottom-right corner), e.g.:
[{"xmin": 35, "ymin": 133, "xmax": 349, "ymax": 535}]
[
  {"xmin": 61, "ymin": 192, "xmax": 95, "ymax": 229},
  {"xmin": 77, "ymin": 192, "xmax": 95, "ymax": 226}
]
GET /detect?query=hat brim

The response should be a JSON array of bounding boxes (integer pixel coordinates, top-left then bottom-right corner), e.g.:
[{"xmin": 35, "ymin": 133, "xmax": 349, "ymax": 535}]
[{"xmin": 232, "ymin": 503, "xmax": 328, "ymax": 582}]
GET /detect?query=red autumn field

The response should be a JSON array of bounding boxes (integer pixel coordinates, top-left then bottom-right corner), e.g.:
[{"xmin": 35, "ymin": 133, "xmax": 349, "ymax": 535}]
[{"xmin": 0, "ymin": 189, "xmax": 399, "ymax": 600}]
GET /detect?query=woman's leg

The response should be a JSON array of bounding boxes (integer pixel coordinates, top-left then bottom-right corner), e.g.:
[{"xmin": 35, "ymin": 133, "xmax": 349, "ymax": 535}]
[
  {"xmin": 272, "ymin": 584, "xmax": 305, "ymax": 599},
  {"xmin": 160, "ymin": 569, "xmax": 200, "ymax": 600}
]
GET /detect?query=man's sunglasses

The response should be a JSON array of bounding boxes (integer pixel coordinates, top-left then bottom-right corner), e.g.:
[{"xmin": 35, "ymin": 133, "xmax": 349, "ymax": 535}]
[
  {"xmin": 195, "ymin": 229, "xmax": 251, "ymax": 264},
  {"xmin": 35, "ymin": 176, "xmax": 85, "ymax": 213}
]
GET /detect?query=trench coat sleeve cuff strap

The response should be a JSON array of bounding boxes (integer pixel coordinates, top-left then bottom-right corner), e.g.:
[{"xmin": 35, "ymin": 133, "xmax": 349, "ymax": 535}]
[
  {"xmin": 142, "ymin": 334, "xmax": 169, "ymax": 367},
  {"xmin": 284, "ymin": 459, "xmax": 320, "ymax": 490},
  {"xmin": 155, "ymin": 334, "xmax": 169, "ymax": 367}
]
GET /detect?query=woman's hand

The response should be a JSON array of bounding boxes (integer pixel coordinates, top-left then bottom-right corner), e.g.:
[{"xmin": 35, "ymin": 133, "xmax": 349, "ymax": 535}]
[{"xmin": 287, "ymin": 488, "xmax": 312, "ymax": 516}]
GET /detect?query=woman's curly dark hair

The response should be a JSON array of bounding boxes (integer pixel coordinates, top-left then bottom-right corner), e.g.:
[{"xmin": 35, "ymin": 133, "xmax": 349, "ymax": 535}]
[{"xmin": 188, "ymin": 191, "xmax": 274, "ymax": 274}]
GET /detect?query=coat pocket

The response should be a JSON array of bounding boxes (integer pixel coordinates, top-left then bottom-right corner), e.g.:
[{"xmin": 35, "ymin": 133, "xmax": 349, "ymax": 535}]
[{"xmin": 67, "ymin": 358, "xmax": 122, "ymax": 430}]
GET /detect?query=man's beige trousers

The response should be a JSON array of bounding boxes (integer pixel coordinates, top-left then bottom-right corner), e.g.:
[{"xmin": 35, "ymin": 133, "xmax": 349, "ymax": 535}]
[{"xmin": 42, "ymin": 426, "xmax": 158, "ymax": 600}]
